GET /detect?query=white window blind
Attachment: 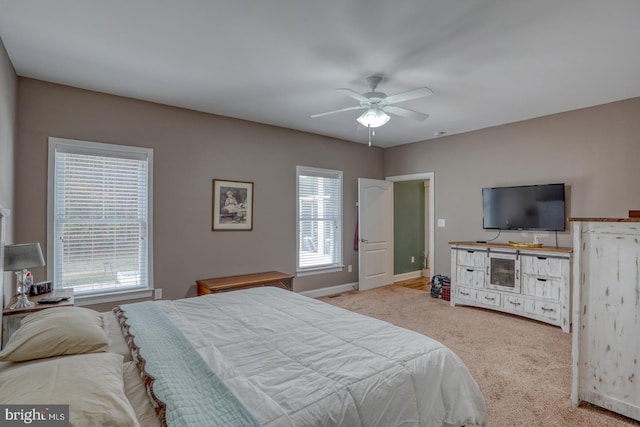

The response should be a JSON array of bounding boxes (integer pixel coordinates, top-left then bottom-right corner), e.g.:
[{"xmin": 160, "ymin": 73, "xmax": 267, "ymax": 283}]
[
  {"xmin": 296, "ymin": 166, "xmax": 342, "ymax": 273},
  {"xmin": 49, "ymin": 138, "xmax": 152, "ymax": 296}
]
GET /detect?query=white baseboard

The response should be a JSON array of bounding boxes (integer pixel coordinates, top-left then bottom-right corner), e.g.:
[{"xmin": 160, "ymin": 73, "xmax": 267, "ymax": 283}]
[
  {"xmin": 393, "ymin": 270, "xmax": 423, "ymax": 282},
  {"xmin": 299, "ymin": 282, "xmax": 358, "ymax": 298},
  {"xmin": 299, "ymin": 272, "xmax": 424, "ymax": 298}
]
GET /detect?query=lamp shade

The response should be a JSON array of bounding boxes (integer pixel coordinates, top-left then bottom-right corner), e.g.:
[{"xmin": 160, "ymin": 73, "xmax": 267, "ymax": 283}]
[
  {"xmin": 356, "ymin": 108, "xmax": 391, "ymax": 128},
  {"xmin": 3, "ymin": 243, "xmax": 45, "ymax": 271}
]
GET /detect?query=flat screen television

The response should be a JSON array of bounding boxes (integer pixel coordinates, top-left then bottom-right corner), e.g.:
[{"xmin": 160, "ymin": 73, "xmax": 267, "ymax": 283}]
[{"xmin": 482, "ymin": 183, "xmax": 566, "ymax": 231}]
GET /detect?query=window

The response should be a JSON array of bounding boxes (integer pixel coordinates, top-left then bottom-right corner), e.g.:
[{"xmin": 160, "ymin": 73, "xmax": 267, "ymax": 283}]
[
  {"xmin": 296, "ymin": 166, "xmax": 342, "ymax": 274},
  {"xmin": 48, "ymin": 137, "xmax": 153, "ymax": 301}
]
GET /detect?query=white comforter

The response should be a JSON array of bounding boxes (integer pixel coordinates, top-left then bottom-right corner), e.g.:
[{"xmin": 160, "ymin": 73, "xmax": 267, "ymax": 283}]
[{"xmin": 154, "ymin": 287, "xmax": 486, "ymax": 427}]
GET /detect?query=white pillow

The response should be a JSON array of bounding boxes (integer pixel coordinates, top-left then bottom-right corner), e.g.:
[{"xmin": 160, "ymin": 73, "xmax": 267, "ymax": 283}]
[
  {"xmin": 0, "ymin": 306, "xmax": 109, "ymax": 362},
  {"xmin": 0, "ymin": 352, "xmax": 140, "ymax": 427},
  {"xmin": 123, "ymin": 361, "xmax": 162, "ymax": 426}
]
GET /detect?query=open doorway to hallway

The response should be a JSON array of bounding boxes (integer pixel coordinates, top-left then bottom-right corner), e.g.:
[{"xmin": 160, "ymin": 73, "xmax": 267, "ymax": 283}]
[{"xmin": 387, "ymin": 173, "xmax": 434, "ymax": 284}]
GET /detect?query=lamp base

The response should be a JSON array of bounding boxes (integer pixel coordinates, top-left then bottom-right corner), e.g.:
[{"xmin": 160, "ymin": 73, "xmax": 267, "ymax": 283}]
[{"xmin": 10, "ymin": 293, "xmax": 35, "ymax": 310}]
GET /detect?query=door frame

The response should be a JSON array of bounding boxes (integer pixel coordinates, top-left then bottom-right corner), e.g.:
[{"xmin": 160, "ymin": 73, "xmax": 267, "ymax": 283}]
[{"xmin": 386, "ymin": 172, "xmax": 435, "ymax": 274}]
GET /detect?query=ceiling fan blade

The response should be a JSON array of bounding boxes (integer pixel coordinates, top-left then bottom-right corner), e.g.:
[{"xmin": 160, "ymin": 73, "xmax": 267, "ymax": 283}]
[
  {"xmin": 384, "ymin": 87, "xmax": 433, "ymax": 104},
  {"xmin": 383, "ymin": 105, "xmax": 429, "ymax": 121},
  {"xmin": 336, "ymin": 88, "xmax": 370, "ymax": 102},
  {"xmin": 310, "ymin": 105, "xmax": 366, "ymax": 118}
]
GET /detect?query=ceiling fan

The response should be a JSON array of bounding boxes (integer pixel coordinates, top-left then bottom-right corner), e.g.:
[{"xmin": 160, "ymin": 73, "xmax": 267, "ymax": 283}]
[{"xmin": 311, "ymin": 75, "xmax": 433, "ymax": 130}]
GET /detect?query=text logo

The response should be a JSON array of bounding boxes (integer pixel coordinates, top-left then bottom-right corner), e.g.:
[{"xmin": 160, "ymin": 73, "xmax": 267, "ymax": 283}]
[{"xmin": 0, "ymin": 405, "xmax": 68, "ymax": 426}]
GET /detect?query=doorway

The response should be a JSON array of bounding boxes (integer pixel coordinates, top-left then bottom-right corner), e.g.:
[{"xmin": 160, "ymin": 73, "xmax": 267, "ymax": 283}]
[{"xmin": 386, "ymin": 173, "xmax": 434, "ymax": 282}]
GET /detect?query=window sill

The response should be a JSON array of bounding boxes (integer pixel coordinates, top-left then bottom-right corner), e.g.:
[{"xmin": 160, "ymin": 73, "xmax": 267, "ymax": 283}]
[
  {"xmin": 74, "ymin": 289, "xmax": 153, "ymax": 306},
  {"xmin": 296, "ymin": 266, "xmax": 344, "ymax": 277}
]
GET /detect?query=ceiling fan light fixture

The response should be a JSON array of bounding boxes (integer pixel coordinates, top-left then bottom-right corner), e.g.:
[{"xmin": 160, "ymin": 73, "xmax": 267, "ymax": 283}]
[{"xmin": 356, "ymin": 108, "xmax": 390, "ymax": 128}]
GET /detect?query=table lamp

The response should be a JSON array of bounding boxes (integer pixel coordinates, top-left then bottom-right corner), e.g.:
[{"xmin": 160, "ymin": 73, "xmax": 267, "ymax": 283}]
[{"xmin": 3, "ymin": 242, "xmax": 45, "ymax": 309}]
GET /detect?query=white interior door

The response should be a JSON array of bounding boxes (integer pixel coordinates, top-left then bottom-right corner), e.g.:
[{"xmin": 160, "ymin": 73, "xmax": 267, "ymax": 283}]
[{"xmin": 358, "ymin": 178, "xmax": 393, "ymax": 291}]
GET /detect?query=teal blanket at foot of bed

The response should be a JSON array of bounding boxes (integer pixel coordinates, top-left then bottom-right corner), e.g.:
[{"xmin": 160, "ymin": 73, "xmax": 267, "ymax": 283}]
[{"xmin": 117, "ymin": 301, "xmax": 261, "ymax": 427}]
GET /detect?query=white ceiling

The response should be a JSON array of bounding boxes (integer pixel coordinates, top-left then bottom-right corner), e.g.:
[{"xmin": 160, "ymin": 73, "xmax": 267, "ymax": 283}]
[{"xmin": 1, "ymin": 1, "xmax": 640, "ymax": 148}]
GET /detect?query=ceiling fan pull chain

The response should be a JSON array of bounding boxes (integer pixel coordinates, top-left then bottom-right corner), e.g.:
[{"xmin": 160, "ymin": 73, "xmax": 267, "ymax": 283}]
[{"xmin": 368, "ymin": 125, "xmax": 372, "ymax": 147}]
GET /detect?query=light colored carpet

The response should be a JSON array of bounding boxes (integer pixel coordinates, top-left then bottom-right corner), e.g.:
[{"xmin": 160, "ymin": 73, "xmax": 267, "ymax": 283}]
[{"xmin": 320, "ymin": 284, "xmax": 640, "ymax": 427}]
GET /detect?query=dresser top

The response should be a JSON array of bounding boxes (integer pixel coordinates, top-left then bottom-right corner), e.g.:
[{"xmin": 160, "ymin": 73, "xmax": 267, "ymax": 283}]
[
  {"xmin": 449, "ymin": 241, "xmax": 573, "ymax": 254},
  {"xmin": 570, "ymin": 217, "xmax": 640, "ymax": 222}
]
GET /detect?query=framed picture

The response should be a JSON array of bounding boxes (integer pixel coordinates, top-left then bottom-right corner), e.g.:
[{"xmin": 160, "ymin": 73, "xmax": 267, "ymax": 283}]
[{"xmin": 212, "ymin": 179, "xmax": 254, "ymax": 231}]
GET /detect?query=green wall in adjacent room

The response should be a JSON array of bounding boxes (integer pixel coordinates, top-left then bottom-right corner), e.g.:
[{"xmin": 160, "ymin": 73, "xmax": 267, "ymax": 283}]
[{"xmin": 394, "ymin": 180, "xmax": 425, "ymax": 275}]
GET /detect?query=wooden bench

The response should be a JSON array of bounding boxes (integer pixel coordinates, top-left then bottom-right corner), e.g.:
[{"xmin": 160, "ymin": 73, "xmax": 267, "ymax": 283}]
[{"xmin": 196, "ymin": 271, "xmax": 294, "ymax": 295}]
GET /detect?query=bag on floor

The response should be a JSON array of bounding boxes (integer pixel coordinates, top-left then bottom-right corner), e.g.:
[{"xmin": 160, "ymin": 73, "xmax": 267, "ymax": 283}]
[{"xmin": 430, "ymin": 274, "xmax": 450, "ymax": 299}]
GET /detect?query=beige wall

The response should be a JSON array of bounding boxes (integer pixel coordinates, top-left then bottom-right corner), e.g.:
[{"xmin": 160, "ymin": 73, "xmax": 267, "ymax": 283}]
[
  {"xmin": 13, "ymin": 74, "xmax": 640, "ymax": 303},
  {"xmin": 384, "ymin": 97, "xmax": 640, "ymax": 275},
  {"xmin": 15, "ymin": 78, "xmax": 384, "ymax": 303},
  {"xmin": 0, "ymin": 38, "xmax": 17, "ymax": 306}
]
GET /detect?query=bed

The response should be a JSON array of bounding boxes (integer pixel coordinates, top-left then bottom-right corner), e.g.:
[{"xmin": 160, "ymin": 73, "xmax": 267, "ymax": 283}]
[{"xmin": 0, "ymin": 287, "xmax": 487, "ymax": 427}]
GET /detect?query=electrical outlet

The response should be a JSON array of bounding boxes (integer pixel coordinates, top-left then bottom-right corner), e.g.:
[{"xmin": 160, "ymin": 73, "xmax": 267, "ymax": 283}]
[
  {"xmin": 411, "ymin": 256, "xmax": 415, "ymax": 263},
  {"xmin": 437, "ymin": 218, "xmax": 446, "ymax": 227},
  {"xmin": 154, "ymin": 288, "xmax": 162, "ymax": 299},
  {"xmin": 348, "ymin": 265, "xmax": 352, "ymax": 272}
]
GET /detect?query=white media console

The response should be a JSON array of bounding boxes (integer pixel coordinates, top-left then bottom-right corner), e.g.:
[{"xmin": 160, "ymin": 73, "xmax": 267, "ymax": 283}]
[{"xmin": 449, "ymin": 241, "xmax": 572, "ymax": 332}]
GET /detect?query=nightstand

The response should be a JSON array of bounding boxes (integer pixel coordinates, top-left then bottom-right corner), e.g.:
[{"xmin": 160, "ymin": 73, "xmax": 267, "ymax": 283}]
[{"xmin": 2, "ymin": 288, "xmax": 74, "ymax": 349}]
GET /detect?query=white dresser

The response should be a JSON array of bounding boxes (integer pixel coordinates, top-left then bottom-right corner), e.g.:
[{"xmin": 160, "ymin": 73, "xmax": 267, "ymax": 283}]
[
  {"xmin": 450, "ymin": 242, "xmax": 572, "ymax": 332},
  {"xmin": 571, "ymin": 218, "xmax": 640, "ymax": 421}
]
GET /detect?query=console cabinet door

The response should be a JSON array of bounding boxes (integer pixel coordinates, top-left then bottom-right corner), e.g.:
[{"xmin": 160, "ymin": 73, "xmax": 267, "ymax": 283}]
[
  {"xmin": 487, "ymin": 252, "xmax": 521, "ymax": 293},
  {"xmin": 521, "ymin": 255, "xmax": 563, "ymax": 278},
  {"xmin": 457, "ymin": 249, "xmax": 486, "ymax": 268},
  {"xmin": 456, "ymin": 267, "xmax": 485, "ymax": 288},
  {"xmin": 521, "ymin": 275, "xmax": 562, "ymax": 300},
  {"xmin": 476, "ymin": 289, "xmax": 501, "ymax": 308},
  {"xmin": 524, "ymin": 299, "xmax": 560, "ymax": 321},
  {"xmin": 503, "ymin": 295, "xmax": 524, "ymax": 313},
  {"xmin": 455, "ymin": 286, "xmax": 475, "ymax": 301}
]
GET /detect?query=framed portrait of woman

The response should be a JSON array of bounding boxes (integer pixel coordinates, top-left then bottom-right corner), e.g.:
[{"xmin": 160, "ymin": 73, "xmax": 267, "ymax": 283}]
[{"xmin": 212, "ymin": 179, "xmax": 254, "ymax": 231}]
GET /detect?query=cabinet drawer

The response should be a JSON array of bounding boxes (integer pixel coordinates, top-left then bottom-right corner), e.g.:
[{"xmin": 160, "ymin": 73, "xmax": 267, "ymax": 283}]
[
  {"xmin": 521, "ymin": 255, "xmax": 564, "ymax": 278},
  {"xmin": 457, "ymin": 249, "xmax": 486, "ymax": 268},
  {"xmin": 503, "ymin": 295, "xmax": 525, "ymax": 312},
  {"xmin": 456, "ymin": 267, "xmax": 485, "ymax": 288},
  {"xmin": 521, "ymin": 275, "xmax": 562, "ymax": 301},
  {"xmin": 476, "ymin": 290, "xmax": 501, "ymax": 307},
  {"xmin": 455, "ymin": 286, "xmax": 475, "ymax": 301},
  {"xmin": 524, "ymin": 299, "xmax": 560, "ymax": 321}
]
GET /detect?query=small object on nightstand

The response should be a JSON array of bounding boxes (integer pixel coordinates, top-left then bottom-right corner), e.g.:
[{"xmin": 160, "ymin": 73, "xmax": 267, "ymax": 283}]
[
  {"xmin": 30, "ymin": 280, "xmax": 53, "ymax": 296},
  {"xmin": 37, "ymin": 296, "xmax": 69, "ymax": 304}
]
